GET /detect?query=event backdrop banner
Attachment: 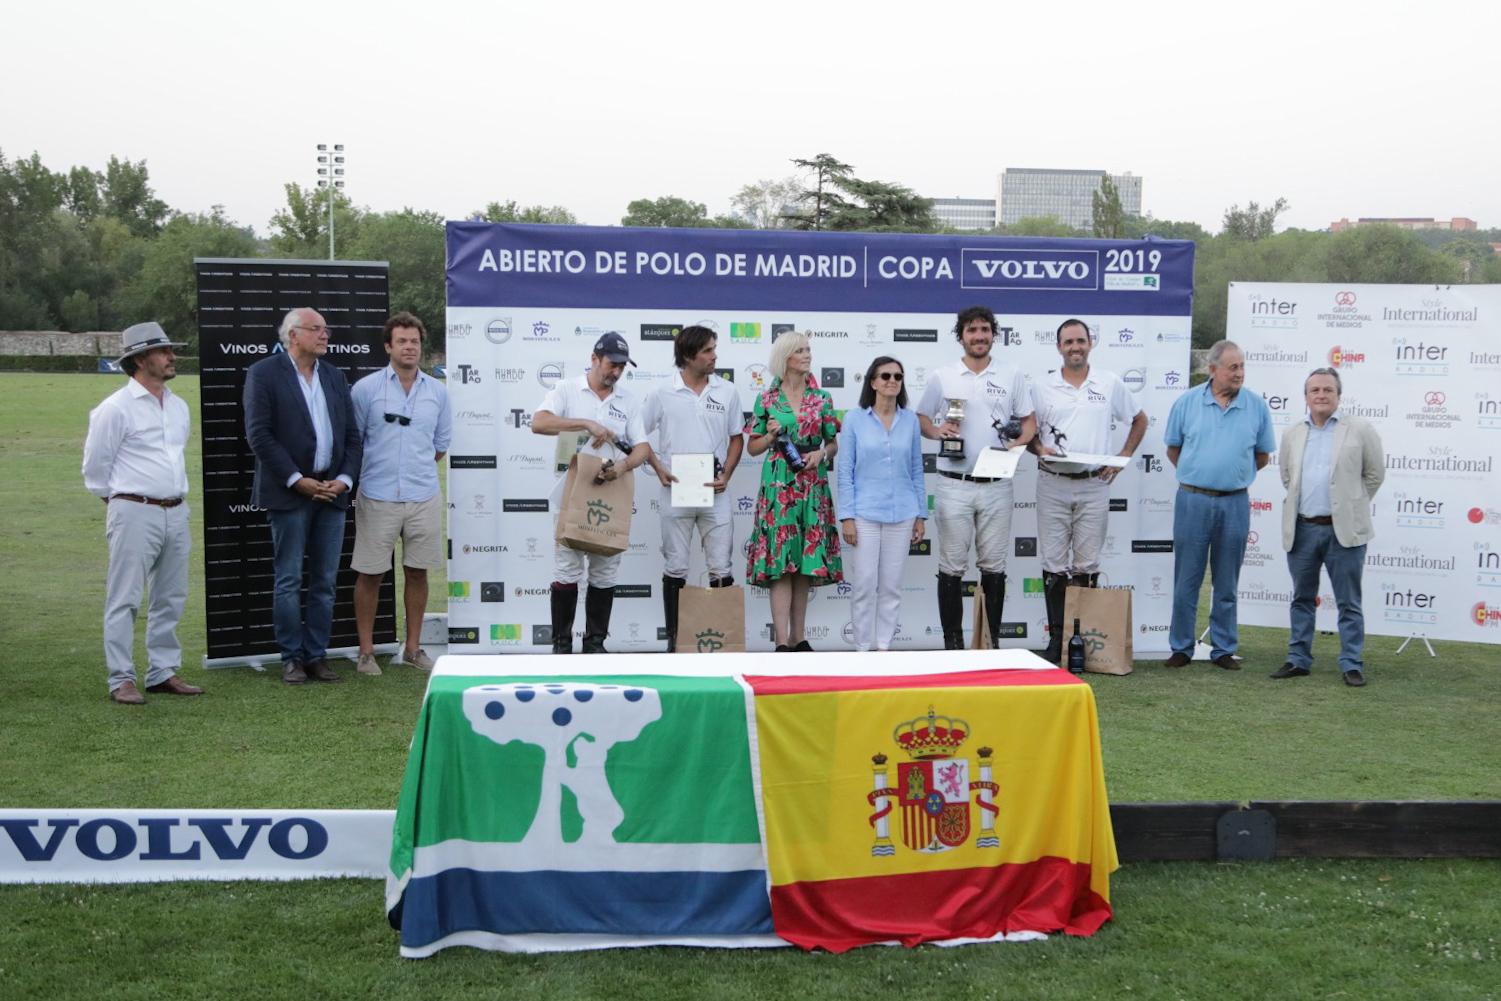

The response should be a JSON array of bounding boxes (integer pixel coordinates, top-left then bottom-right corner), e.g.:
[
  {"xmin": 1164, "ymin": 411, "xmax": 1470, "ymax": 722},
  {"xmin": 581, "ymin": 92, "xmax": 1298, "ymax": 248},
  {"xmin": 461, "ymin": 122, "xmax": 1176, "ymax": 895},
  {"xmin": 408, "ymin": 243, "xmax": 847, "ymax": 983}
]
[
  {"xmin": 1226, "ymin": 282, "xmax": 1501, "ymax": 645},
  {"xmin": 446, "ymin": 225, "xmax": 1196, "ymax": 653},
  {"xmin": 194, "ymin": 258, "xmax": 396, "ymax": 666}
]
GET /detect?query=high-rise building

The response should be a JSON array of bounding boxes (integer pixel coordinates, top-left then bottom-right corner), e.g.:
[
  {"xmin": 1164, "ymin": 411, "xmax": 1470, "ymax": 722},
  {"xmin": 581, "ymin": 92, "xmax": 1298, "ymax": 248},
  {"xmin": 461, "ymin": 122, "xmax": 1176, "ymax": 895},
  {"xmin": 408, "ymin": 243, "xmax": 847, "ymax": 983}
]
[
  {"xmin": 997, "ymin": 168, "xmax": 1142, "ymax": 230},
  {"xmin": 1330, "ymin": 217, "xmax": 1477, "ymax": 232},
  {"xmin": 931, "ymin": 197, "xmax": 997, "ymax": 231}
]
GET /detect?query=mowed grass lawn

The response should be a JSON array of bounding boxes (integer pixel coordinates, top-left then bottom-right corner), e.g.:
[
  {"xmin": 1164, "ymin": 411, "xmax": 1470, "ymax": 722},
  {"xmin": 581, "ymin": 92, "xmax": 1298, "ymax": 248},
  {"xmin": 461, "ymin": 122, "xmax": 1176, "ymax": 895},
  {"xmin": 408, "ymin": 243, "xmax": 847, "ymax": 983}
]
[{"xmin": 1, "ymin": 373, "xmax": 1497, "ymax": 1000}]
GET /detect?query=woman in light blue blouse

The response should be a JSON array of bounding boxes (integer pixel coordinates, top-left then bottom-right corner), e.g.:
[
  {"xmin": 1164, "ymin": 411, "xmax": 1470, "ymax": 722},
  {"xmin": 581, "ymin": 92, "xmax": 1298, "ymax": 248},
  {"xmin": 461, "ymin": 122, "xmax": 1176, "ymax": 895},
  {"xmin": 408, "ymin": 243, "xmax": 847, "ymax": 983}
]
[{"xmin": 836, "ymin": 356, "xmax": 926, "ymax": 651}]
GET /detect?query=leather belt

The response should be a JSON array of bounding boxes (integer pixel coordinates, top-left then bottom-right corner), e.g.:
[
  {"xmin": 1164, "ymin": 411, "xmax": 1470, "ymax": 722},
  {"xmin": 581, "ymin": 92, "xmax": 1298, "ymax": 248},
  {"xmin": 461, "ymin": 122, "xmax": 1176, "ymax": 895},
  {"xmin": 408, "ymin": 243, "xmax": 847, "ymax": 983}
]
[
  {"xmin": 939, "ymin": 471, "xmax": 999, "ymax": 484},
  {"xmin": 1041, "ymin": 466, "xmax": 1102, "ymax": 480},
  {"xmin": 1298, "ymin": 514, "xmax": 1334, "ymax": 525},
  {"xmin": 110, "ymin": 494, "xmax": 184, "ymax": 508},
  {"xmin": 1180, "ymin": 484, "xmax": 1246, "ymax": 498}
]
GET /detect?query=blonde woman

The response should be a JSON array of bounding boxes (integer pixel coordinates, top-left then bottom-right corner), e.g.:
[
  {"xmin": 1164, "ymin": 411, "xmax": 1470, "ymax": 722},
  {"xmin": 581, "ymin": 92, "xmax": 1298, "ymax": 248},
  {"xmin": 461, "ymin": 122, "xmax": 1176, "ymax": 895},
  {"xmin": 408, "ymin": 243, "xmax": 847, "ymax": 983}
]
[{"xmin": 744, "ymin": 332, "xmax": 842, "ymax": 651}]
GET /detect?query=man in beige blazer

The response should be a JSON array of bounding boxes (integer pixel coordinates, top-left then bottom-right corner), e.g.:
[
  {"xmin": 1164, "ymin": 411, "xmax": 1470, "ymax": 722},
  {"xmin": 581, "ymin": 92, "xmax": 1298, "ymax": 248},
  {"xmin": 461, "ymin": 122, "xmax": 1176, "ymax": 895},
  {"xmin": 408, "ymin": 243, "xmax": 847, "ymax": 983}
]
[{"xmin": 1273, "ymin": 367, "xmax": 1385, "ymax": 686}]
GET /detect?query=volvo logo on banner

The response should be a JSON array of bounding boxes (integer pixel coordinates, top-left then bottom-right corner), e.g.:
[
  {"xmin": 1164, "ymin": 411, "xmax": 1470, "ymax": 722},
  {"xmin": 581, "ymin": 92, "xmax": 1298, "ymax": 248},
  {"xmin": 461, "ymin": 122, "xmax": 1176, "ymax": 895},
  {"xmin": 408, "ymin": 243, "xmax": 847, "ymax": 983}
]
[
  {"xmin": 959, "ymin": 249, "xmax": 1099, "ymax": 291},
  {"xmin": 0, "ymin": 809, "xmax": 392, "ymax": 883}
]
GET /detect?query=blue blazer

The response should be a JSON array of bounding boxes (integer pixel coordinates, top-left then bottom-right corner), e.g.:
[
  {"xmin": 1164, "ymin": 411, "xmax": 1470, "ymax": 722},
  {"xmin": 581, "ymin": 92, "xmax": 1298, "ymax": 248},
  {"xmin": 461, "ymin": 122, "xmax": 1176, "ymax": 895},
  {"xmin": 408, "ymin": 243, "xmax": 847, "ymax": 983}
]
[{"xmin": 243, "ymin": 352, "xmax": 361, "ymax": 510}]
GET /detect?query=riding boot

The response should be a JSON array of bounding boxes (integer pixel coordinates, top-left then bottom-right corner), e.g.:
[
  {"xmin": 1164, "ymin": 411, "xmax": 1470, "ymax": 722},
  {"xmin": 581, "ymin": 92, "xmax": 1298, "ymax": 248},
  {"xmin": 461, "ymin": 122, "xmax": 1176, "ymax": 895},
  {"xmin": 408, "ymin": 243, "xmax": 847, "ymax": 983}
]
[
  {"xmin": 980, "ymin": 571, "xmax": 1006, "ymax": 648},
  {"xmin": 662, "ymin": 575, "xmax": 686, "ymax": 653},
  {"xmin": 1042, "ymin": 571, "xmax": 1068, "ymax": 664},
  {"xmin": 582, "ymin": 585, "xmax": 615, "ymax": 654},
  {"xmin": 550, "ymin": 582, "xmax": 578, "ymax": 654},
  {"xmin": 937, "ymin": 573, "xmax": 965, "ymax": 650},
  {"xmin": 709, "ymin": 575, "xmax": 735, "ymax": 588}
]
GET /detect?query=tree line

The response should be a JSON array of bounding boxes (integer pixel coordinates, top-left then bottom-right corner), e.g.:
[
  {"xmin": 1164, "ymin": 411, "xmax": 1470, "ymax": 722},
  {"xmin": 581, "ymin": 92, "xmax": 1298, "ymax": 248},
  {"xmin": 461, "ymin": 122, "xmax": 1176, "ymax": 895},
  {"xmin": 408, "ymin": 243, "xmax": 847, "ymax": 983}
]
[{"xmin": 3, "ymin": 148, "xmax": 1496, "ymax": 355}]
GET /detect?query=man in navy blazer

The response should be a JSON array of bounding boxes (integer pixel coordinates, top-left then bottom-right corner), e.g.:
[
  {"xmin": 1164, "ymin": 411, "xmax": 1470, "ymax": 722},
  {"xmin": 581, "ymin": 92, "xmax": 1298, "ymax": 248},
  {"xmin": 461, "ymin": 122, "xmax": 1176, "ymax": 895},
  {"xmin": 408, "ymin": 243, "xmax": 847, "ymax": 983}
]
[{"xmin": 243, "ymin": 307, "xmax": 362, "ymax": 685}]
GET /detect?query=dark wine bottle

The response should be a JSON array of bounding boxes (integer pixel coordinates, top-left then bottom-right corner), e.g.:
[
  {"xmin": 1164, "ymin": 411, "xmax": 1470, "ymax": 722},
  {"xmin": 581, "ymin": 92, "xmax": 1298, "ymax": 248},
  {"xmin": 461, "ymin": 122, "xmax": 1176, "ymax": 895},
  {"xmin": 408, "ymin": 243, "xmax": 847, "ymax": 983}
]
[{"xmin": 1067, "ymin": 618, "xmax": 1086, "ymax": 674}]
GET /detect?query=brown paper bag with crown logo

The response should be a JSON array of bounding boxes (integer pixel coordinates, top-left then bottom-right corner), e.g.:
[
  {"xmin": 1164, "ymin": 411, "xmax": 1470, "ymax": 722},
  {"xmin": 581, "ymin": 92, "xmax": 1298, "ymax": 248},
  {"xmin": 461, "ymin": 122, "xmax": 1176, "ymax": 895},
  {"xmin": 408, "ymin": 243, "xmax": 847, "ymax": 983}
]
[
  {"xmin": 1062, "ymin": 585, "xmax": 1134, "ymax": 675},
  {"xmin": 675, "ymin": 585, "xmax": 747, "ymax": 653},
  {"xmin": 557, "ymin": 453, "xmax": 634, "ymax": 556}
]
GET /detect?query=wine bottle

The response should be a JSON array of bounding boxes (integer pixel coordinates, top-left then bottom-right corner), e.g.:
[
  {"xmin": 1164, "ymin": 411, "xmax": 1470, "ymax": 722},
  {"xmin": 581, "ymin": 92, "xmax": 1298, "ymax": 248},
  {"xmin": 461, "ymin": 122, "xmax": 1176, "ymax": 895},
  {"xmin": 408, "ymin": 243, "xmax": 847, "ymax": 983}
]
[{"xmin": 1067, "ymin": 618, "xmax": 1086, "ymax": 674}]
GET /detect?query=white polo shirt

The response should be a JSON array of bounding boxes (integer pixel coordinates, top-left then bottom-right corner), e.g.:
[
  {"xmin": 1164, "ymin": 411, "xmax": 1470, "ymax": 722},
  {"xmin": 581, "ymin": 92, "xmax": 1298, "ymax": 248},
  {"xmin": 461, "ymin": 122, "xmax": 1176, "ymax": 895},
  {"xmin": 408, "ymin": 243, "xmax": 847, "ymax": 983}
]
[
  {"xmin": 916, "ymin": 357, "xmax": 1034, "ymax": 473},
  {"xmin": 1031, "ymin": 366, "xmax": 1139, "ymax": 473},
  {"xmin": 641, "ymin": 372, "xmax": 742, "ymax": 465},
  {"xmin": 538, "ymin": 374, "xmax": 647, "ymax": 460}
]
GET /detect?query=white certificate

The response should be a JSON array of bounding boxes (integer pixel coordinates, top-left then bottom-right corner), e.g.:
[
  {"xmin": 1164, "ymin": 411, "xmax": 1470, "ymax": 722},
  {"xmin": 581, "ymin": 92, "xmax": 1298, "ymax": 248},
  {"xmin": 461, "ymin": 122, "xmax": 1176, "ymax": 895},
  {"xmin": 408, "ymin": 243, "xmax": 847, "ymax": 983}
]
[
  {"xmin": 671, "ymin": 453, "xmax": 715, "ymax": 508},
  {"xmin": 1045, "ymin": 450, "xmax": 1131, "ymax": 468},
  {"xmin": 969, "ymin": 446, "xmax": 1024, "ymax": 479}
]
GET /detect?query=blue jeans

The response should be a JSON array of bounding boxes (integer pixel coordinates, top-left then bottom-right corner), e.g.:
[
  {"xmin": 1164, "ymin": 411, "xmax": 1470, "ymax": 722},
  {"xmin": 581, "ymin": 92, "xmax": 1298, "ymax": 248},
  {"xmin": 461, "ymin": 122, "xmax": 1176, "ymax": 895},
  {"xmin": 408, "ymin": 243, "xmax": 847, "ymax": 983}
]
[
  {"xmin": 1169, "ymin": 489, "xmax": 1250, "ymax": 660},
  {"xmin": 1286, "ymin": 520, "xmax": 1366, "ymax": 673},
  {"xmin": 268, "ymin": 502, "xmax": 347, "ymax": 663}
]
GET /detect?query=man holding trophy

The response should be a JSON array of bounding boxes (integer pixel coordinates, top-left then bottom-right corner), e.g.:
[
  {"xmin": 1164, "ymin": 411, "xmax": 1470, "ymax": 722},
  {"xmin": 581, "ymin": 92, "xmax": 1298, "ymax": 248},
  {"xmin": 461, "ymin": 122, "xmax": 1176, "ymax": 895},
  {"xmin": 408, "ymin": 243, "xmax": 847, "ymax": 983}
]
[{"xmin": 918, "ymin": 306, "xmax": 1036, "ymax": 649}]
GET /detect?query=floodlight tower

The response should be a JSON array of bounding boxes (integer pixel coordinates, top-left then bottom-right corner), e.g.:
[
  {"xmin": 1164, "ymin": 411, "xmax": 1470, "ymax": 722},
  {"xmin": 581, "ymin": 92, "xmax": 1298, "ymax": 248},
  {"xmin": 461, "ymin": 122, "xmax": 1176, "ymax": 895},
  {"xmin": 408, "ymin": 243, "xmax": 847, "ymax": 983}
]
[{"xmin": 316, "ymin": 144, "xmax": 346, "ymax": 260}]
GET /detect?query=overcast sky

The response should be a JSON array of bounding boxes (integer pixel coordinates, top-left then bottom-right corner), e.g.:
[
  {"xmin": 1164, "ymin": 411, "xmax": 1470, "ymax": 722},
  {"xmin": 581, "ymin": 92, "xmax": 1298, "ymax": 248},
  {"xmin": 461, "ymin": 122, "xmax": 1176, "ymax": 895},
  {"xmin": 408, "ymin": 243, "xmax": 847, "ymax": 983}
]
[{"xmin": 5, "ymin": 0, "xmax": 1497, "ymax": 235}]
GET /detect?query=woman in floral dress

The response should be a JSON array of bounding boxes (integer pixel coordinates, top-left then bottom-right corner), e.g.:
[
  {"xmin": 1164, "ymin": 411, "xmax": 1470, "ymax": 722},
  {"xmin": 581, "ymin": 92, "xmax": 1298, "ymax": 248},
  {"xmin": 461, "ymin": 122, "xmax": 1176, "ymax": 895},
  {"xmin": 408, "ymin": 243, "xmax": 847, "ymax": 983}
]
[{"xmin": 744, "ymin": 331, "xmax": 843, "ymax": 651}]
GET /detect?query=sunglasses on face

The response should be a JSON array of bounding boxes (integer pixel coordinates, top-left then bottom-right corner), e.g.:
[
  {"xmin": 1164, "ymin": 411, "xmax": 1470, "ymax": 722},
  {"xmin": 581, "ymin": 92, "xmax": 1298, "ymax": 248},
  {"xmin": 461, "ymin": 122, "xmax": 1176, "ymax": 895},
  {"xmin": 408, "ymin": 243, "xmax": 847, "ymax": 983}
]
[
  {"xmin": 876, "ymin": 372, "xmax": 903, "ymax": 383},
  {"xmin": 383, "ymin": 413, "xmax": 411, "ymax": 426}
]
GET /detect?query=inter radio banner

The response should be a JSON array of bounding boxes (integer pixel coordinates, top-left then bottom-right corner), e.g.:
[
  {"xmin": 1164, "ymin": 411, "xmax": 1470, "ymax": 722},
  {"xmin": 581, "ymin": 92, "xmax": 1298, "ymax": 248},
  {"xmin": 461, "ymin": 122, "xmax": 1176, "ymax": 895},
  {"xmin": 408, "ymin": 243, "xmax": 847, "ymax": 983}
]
[
  {"xmin": 1226, "ymin": 282, "xmax": 1501, "ymax": 645},
  {"xmin": 445, "ymin": 224, "xmax": 1196, "ymax": 654}
]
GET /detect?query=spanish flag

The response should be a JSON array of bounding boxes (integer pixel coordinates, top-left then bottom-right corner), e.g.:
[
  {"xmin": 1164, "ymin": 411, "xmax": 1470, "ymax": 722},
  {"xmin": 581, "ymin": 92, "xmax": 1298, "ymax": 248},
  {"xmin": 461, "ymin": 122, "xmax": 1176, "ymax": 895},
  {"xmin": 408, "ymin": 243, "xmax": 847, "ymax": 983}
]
[{"xmin": 748, "ymin": 669, "xmax": 1116, "ymax": 951}]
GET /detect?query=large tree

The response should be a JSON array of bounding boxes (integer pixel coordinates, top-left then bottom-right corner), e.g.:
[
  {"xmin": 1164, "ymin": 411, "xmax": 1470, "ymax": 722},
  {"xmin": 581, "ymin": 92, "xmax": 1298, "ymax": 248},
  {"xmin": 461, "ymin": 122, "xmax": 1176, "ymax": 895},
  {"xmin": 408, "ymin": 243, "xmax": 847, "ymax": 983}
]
[
  {"xmin": 1090, "ymin": 175, "xmax": 1126, "ymax": 239},
  {"xmin": 475, "ymin": 200, "xmax": 578, "ymax": 225},
  {"xmin": 785, "ymin": 154, "xmax": 854, "ymax": 231},
  {"xmin": 118, "ymin": 208, "xmax": 258, "ymax": 352},
  {"xmin": 268, "ymin": 182, "xmax": 362, "ymax": 258},
  {"xmin": 730, "ymin": 177, "xmax": 803, "ymax": 229},
  {"xmin": 343, "ymin": 209, "xmax": 447, "ymax": 351},
  {"xmin": 1221, "ymin": 197, "xmax": 1289, "ymax": 241}
]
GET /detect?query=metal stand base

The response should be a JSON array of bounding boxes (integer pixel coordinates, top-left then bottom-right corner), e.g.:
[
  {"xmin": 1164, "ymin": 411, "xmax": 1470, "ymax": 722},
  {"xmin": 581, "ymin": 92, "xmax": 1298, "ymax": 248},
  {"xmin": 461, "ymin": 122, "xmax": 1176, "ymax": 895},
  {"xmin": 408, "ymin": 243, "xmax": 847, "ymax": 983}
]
[
  {"xmin": 1395, "ymin": 634, "xmax": 1436, "ymax": 657},
  {"xmin": 203, "ymin": 642, "xmax": 400, "ymax": 671}
]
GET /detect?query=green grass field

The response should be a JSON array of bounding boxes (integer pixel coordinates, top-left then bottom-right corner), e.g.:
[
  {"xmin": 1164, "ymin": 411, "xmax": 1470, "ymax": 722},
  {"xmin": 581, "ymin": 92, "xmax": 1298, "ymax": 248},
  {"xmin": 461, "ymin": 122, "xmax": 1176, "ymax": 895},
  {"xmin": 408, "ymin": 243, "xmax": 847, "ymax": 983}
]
[{"xmin": 1, "ymin": 373, "xmax": 1497, "ymax": 1000}]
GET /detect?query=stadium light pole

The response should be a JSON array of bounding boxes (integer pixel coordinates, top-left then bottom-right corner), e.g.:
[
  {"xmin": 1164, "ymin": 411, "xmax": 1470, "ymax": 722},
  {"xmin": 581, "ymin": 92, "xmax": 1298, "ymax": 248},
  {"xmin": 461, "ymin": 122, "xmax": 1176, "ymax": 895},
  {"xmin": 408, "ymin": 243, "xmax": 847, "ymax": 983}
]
[{"xmin": 316, "ymin": 144, "xmax": 346, "ymax": 260}]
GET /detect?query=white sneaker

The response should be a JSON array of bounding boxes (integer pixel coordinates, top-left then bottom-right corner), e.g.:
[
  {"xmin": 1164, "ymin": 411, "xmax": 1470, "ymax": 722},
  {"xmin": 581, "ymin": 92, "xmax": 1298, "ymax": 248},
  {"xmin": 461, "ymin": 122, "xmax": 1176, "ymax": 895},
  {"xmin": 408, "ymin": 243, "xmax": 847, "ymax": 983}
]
[
  {"xmin": 405, "ymin": 647, "xmax": 435, "ymax": 672},
  {"xmin": 356, "ymin": 652, "xmax": 382, "ymax": 676}
]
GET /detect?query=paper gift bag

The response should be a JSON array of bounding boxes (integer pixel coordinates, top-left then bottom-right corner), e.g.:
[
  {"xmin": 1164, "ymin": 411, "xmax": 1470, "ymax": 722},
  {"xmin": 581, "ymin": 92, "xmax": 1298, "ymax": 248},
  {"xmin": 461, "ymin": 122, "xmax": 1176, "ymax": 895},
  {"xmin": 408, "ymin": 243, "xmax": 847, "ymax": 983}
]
[
  {"xmin": 557, "ymin": 453, "xmax": 634, "ymax": 556},
  {"xmin": 1062, "ymin": 585, "xmax": 1134, "ymax": 675},
  {"xmin": 675, "ymin": 585, "xmax": 747, "ymax": 653},
  {"xmin": 970, "ymin": 589, "xmax": 992, "ymax": 650}
]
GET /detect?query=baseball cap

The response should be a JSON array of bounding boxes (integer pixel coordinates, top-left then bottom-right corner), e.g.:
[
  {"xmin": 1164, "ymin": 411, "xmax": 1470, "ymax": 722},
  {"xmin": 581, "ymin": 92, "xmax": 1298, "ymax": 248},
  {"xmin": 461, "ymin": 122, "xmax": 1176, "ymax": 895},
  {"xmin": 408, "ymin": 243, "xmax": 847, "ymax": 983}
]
[{"xmin": 592, "ymin": 331, "xmax": 637, "ymax": 367}]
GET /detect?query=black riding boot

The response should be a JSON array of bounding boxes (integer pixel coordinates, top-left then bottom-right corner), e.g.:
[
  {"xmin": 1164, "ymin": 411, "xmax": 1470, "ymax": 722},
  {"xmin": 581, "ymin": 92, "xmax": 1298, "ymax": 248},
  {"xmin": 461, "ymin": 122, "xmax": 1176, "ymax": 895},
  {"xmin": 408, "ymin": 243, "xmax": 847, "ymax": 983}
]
[
  {"xmin": 980, "ymin": 571, "xmax": 1006, "ymax": 648},
  {"xmin": 662, "ymin": 575, "xmax": 686, "ymax": 653},
  {"xmin": 1042, "ymin": 571, "xmax": 1068, "ymax": 664},
  {"xmin": 550, "ymin": 582, "xmax": 578, "ymax": 654},
  {"xmin": 582, "ymin": 585, "xmax": 615, "ymax": 654},
  {"xmin": 937, "ymin": 573, "xmax": 965, "ymax": 650}
]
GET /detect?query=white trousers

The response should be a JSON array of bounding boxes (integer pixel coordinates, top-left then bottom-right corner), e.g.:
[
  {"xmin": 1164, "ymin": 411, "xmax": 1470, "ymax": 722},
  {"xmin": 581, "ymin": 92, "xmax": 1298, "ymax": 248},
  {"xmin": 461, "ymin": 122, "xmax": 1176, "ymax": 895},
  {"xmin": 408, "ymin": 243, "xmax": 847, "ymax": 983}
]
[
  {"xmin": 846, "ymin": 518, "xmax": 912, "ymax": 651},
  {"xmin": 660, "ymin": 493, "xmax": 733, "ymax": 580},
  {"xmin": 935, "ymin": 475, "xmax": 1013, "ymax": 577},
  {"xmin": 1036, "ymin": 471, "xmax": 1109, "ymax": 574},
  {"xmin": 103, "ymin": 499, "xmax": 190, "ymax": 692},
  {"xmin": 553, "ymin": 543, "xmax": 621, "ymax": 587}
]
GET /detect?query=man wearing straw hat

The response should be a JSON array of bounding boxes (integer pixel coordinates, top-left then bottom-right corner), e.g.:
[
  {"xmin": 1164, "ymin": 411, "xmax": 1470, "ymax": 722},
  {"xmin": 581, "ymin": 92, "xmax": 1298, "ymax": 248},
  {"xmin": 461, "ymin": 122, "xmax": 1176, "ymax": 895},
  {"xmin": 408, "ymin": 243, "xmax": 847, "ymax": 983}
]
[{"xmin": 83, "ymin": 322, "xmax": 204, "ymax": 704}]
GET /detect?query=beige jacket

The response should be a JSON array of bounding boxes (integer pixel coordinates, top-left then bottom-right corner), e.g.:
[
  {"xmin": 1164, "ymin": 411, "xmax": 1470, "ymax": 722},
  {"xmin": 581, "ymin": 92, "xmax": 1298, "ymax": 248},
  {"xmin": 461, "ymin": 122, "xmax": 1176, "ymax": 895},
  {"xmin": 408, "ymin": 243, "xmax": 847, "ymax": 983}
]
[{"xmin": 1279, "ymin": 414, "xmax": 1385, "ymax": 551}]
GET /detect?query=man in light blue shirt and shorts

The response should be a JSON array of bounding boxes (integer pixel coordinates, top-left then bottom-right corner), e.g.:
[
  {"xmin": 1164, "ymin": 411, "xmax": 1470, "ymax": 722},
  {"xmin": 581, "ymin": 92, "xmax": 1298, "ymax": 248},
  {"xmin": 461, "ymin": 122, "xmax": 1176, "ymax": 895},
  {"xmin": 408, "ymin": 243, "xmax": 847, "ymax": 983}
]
[{"xmin": 350, "ymin": 312, "xmax": 452, "ymax": 675}]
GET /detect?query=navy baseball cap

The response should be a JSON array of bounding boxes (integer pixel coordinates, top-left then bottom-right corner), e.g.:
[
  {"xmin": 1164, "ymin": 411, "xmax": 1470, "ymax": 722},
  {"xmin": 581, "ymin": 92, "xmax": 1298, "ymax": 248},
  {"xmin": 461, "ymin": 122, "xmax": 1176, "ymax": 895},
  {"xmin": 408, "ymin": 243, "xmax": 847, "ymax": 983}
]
[{"xmin": 593, "ymin": 331, "xmax": 637, "ymax": 367}]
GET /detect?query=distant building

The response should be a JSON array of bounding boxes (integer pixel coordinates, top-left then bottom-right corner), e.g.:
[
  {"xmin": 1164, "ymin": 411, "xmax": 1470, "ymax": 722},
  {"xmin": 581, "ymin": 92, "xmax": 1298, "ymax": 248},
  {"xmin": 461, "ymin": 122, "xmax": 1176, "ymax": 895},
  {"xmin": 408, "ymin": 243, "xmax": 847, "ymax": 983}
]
[
  {"xmin": 997, "ymin": 168, "xmax": 1142, "ymax": 230},
  {"xmin": 931, "ymin": 197, "xmax": 996, "ymax": 231},
  {"xmin": 1330, "ymin": 217, "xmax": 1478, "ymax": 232}
]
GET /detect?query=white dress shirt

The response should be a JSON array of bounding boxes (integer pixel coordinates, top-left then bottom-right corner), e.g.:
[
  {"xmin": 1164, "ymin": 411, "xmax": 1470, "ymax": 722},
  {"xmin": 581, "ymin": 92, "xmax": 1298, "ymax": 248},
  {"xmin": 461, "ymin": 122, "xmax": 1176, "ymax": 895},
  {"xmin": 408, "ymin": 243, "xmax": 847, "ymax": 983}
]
[{"xmin": 82, "ymin": 378, "xmax": 191, "ymax": 499}]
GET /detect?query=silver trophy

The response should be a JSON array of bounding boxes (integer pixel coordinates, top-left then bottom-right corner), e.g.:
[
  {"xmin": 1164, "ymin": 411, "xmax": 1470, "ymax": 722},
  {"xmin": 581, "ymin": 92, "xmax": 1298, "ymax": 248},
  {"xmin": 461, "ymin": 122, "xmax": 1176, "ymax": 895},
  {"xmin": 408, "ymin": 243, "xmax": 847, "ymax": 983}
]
[{"xmin": 939, "ymin": 398, "xmax": 966, "ymax": 459}]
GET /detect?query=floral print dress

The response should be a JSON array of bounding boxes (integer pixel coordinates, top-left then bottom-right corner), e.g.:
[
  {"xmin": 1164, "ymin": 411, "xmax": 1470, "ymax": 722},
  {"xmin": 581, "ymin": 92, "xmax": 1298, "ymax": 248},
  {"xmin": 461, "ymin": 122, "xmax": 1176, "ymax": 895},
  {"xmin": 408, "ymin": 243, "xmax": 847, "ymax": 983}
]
[{"xmin": 744, "ymin": 376, "xmax": 843, "ymax": 586}]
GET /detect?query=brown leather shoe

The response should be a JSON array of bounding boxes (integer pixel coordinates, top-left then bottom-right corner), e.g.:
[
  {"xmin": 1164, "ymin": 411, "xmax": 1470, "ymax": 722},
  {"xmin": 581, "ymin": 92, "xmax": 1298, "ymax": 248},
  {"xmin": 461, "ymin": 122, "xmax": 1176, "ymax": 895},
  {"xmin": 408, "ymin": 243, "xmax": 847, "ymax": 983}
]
[
  {"xmin": 110, "ymin": 681, "xmax": 146, "ymax": 705},
  {"xmin": 283, "ymin": 660, "xmax": 307, "ymax": 685},
  {"xmin": 1162, "ymin": 652, "xmax": 1192, "ymax": 668},
  {"xmin": 146, "ymin": 675, "xmax": 204, "ymax": 696},
  {"xmin": 1213, "ymin": 654, "xmax": 1242, "ymax": 671},
  {"xmin": 306, "ymin": 659, "xmax": 342, "ymax": 683}
]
